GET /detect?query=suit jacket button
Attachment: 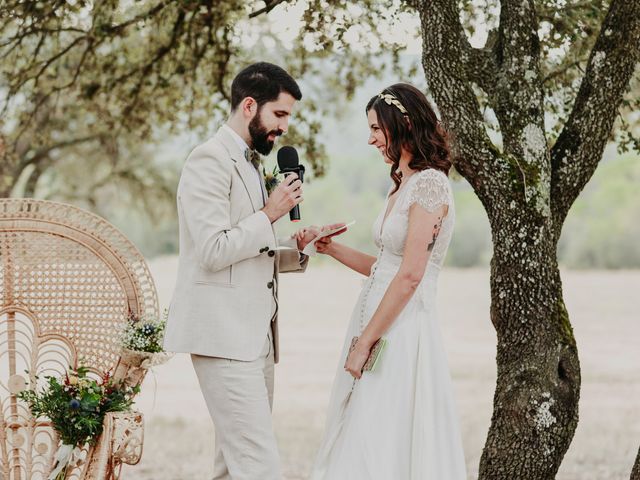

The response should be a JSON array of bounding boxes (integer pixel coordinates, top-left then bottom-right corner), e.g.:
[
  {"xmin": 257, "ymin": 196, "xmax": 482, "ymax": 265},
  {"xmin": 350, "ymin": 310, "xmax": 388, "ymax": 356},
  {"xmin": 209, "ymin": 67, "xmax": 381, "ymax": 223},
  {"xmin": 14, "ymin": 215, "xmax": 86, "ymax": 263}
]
[
  {"xmin": 267, "ymin": 281, "xmax": 274, "ymax": 289},
  {"xmin": 268, "ymin": 250, "xmax": 275, "ymax": 257}
]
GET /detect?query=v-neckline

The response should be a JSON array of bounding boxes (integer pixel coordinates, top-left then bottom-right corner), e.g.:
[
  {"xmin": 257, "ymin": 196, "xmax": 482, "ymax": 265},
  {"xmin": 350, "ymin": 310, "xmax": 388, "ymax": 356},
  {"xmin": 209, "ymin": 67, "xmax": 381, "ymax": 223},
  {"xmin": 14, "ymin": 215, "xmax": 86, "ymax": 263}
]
[{"xmin": 378, "ymin": 173, "xmax": 416, "ymax": 236}]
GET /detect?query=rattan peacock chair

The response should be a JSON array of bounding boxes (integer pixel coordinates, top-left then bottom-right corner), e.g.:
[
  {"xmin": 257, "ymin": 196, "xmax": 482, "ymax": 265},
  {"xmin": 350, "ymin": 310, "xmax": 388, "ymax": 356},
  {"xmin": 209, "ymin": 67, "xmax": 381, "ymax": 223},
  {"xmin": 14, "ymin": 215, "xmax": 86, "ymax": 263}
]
[{"xmin": 0, "ymin": 198, "xmax": 159, "ymax": 479}]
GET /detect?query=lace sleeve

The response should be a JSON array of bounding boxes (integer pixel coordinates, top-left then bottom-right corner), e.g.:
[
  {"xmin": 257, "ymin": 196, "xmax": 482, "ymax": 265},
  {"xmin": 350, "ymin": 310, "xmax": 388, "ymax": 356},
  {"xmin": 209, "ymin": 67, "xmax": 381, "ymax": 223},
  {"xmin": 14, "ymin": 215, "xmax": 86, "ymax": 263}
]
[{"xmin": 402, "ymin": 169, "xmax": 451, "ymax": 214}]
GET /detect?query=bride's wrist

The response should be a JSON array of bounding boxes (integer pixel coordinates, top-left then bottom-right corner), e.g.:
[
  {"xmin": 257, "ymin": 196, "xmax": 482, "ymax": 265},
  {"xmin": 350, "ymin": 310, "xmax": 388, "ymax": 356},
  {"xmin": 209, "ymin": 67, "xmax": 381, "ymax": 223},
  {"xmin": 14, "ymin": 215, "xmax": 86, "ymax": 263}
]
[
  {"xmin": 323, "ymin": 242, "xmax": 338, "ymax": 257},
  {"xmin": 357, "ymin": 333, "xmax": 376, "ymax": 350}
]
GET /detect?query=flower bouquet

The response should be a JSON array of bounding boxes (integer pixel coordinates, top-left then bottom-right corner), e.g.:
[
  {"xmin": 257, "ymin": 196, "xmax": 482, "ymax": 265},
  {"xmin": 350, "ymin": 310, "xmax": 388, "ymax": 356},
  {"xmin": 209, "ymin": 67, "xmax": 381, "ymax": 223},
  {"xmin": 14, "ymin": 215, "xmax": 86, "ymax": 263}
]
[
  {"xmin": 115, "ymin": 310, "xmax": 172, "ymax": 385},
  {"xmin": 18, "ymin": 367, "xmax": 139, "ymax": 480}
]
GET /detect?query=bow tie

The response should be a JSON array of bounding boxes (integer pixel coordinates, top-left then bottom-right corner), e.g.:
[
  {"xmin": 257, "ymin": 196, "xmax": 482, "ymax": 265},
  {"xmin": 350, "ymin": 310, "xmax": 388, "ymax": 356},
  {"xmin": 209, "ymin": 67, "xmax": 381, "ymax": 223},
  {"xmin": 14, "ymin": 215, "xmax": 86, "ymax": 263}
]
[{"xmin": 244, "ymin": 148, "xmax": 261, "ymax": 169}]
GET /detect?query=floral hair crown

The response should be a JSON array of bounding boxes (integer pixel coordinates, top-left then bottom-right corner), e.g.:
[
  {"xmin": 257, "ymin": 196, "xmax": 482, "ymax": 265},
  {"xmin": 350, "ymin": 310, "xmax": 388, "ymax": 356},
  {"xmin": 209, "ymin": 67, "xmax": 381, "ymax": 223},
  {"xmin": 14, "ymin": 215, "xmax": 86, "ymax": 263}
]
[{"xmin": 378, "ymin": 92, "xmax": 408, "ymax": 115}]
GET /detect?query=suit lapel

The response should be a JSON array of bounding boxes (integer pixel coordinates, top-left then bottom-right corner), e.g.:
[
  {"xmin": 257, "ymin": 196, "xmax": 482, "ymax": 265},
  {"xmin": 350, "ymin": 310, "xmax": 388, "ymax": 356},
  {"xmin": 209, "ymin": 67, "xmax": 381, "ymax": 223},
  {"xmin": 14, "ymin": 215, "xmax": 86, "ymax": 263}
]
[
  {"xmin": 235, "ymin": 159, "xmax": 264, "ymax": 211},
  {"xmin": 215, "ymin": 127, "xmax": 264, "ymax": 212},
  {"xmin": 258, "ymin": 167, "xmax": 268, "ymax": 203}
]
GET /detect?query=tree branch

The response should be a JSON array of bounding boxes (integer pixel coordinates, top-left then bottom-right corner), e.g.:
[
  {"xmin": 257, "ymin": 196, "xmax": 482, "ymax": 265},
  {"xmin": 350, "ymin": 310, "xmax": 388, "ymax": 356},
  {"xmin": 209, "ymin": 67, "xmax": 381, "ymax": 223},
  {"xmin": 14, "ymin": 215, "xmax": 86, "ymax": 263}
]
[
  {"xmin": 543, "ymin": 59, "xmax": 584, "ymax": 85},
  {"xmin": 2, "ymin": 1, "xmax": 175, "ymax": 98},
  {"xmin": 21, "ymin": 155, "xmax": 51, "ymax": 198},
  {"xmin": 119, "ymin": 9, "xmax": 187, "ymax": 121},
  {"xmin": 0, "ymin": 27, "xmax": 86, "ymax": 49},
  {"xmin": 17, "ymin": 134, "xmax": 101, "ymax": 174},
  {"xmin": 538, "ymin": 1, "xmax": 598, "ymax": 20},
  {"xmin": 413, "ymin": 0, "xmax": 500, "ymax": 202},
  {"xmin": 249, "ymin": 0, "xmax": 289, "ymax": 19},
  {"xmin": 492, "ymin": 0, "xmax": 546, "ymax": 159},
  {"xmin": 10, "ymin": 35, "xmax": 89, "ymax": 93},
  {"xmin": 100, "ymin": 0, "xmax": 173, "ymax": 35},
  {"xmin": 462, "ymin": 39, "xmax": 499, "ymax": 97},
  {"xmin": 550, "ymin": 0, "xmax": 640, "ymax": 230}
]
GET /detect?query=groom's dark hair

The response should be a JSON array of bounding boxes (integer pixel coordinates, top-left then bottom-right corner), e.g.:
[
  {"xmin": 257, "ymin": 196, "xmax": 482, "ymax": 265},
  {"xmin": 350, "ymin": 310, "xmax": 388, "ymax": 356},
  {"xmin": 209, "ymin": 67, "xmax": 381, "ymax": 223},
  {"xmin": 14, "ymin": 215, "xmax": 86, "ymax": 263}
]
[{"xmin": 231, "ymin": 62, "xmax": 302, "ymax": 111}]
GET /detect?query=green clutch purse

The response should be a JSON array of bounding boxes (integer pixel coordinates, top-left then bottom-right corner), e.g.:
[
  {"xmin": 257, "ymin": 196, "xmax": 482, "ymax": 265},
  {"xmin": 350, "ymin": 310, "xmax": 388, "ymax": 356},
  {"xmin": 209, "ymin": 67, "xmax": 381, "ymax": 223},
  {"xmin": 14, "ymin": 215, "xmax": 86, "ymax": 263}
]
[{"xmin": 347, "ymin": 336, "xmax": 387, "ymax": 372}]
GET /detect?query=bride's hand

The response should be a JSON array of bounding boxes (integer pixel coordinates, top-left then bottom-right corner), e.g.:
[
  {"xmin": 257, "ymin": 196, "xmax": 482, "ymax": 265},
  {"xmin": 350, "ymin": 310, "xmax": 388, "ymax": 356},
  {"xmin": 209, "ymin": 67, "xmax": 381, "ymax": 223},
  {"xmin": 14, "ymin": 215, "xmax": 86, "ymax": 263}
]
[
  {"xmin": 344, "ymin": 341, "xmax": 371, "ymax": 379},
  {"xmin": 315, "ymin": 223, "xmax": 347, "ymax": 255},
  {"xmin": 314, "ymin": 236, "xmax": 333, "ymax": 255}
]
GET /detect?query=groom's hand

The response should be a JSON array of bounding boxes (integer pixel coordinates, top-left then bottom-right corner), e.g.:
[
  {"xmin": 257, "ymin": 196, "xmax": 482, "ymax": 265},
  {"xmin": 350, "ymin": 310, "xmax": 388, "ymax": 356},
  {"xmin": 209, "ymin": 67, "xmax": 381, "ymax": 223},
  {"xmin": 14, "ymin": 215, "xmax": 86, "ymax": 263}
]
[
  {"xmin": 261, "ymin": 173, "xmax": 303, "ymax": 223},
  {"xmin": 292, "ymin": 225, "xmax": 321, "ymax": 251},
  {"xmin": 293, "ymin": 223, "xmax": 348, "ymax": 252}
]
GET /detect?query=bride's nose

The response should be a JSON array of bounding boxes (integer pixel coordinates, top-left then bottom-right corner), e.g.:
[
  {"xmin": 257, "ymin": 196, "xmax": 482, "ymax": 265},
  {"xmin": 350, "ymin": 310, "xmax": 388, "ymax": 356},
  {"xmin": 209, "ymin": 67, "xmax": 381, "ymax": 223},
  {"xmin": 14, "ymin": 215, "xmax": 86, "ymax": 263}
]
[{"xmin": 368, "ymin": 133, "xmax": 376, "ymax": 145}]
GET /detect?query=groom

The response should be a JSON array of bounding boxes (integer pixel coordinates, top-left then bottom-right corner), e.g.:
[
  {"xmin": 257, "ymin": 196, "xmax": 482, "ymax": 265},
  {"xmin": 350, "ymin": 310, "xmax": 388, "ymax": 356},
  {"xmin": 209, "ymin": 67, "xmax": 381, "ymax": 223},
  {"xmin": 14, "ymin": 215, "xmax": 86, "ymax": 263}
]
[{"xmin": 164, "ymin": 62, "xmax": 318, "ymax": 479}]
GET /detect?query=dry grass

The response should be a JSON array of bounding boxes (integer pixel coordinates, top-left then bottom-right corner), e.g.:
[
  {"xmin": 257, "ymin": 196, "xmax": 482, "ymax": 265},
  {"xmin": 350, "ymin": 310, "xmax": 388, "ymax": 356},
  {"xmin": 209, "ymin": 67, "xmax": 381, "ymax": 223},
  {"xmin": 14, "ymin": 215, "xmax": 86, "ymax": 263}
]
[{"xmin": 124, "ymin": 257, "xmax": 640, "ymax": 479}]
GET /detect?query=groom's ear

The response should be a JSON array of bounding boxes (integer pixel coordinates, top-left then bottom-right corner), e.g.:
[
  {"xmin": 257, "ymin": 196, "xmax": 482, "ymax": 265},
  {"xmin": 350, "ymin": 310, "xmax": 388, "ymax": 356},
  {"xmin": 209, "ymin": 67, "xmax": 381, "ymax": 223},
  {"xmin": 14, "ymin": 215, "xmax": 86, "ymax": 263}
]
[{"xmin": 241, "ymin": 97, "xmax": 258, "ymax": 119}]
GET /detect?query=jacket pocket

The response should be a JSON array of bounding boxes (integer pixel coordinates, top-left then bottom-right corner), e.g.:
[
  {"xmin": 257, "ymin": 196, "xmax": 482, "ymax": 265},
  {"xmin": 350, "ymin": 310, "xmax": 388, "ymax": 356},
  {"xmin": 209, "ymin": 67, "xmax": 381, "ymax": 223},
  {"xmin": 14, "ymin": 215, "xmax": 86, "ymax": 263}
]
[
  {"xmin": 193, "ymin": 281, "xmax": 236, "ymax": 288},
  {"xmin": 194, "ymin": 265, "xmax": 235, "ymax": 287}
]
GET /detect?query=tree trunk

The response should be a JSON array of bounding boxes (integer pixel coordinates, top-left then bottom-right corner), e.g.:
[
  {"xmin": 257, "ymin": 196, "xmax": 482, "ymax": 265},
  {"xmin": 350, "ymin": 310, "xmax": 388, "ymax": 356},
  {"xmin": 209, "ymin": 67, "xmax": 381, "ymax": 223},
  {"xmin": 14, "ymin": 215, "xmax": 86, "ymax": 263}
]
[
  {"xmin": 414, "ymin": 0, "xmax": 640, "ymax": 476},
  {"xmin": 631, "ymin": 446, "xmax": 640, "ymax": 480},
  {"xmin": 0, "ymin": 165, "xmax": 16, "ymax": 198},
  {"xmin": 22, "ymin": 160, "xmax": 47, "ymax": 198},
  {"xmin": 0, "ymin": 133, "xmax": 23, "ymax": 198},
  {"xmin": 479, "ymin": 208, "xmax": 580, "ymax": 478}
]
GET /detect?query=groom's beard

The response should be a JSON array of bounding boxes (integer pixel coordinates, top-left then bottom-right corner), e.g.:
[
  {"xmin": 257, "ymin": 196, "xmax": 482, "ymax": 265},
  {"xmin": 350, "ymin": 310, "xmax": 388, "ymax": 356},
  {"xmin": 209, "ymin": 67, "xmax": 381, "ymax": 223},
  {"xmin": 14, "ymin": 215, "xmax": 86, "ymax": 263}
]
[{"xmin": 249, "ymin": 112, "xmax": 283, "ymax": 155}]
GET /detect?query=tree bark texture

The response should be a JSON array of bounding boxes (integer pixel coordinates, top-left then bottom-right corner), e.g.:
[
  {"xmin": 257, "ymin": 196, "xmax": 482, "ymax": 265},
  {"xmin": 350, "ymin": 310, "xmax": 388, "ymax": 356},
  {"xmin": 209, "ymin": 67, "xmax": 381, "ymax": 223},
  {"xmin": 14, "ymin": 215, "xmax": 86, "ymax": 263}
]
[
  {"xmin": 632, "ymin": 446, "xmax": 640, "ymax": 480},
  {"xmin": 413, "ymin": 0, "xmax": 640, "ymax": 477}
]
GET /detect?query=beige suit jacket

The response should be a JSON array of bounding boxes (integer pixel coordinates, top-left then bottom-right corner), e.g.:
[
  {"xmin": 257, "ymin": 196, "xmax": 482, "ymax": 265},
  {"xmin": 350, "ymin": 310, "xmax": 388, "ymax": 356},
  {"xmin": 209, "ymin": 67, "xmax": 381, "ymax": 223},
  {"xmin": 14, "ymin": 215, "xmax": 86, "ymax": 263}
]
[{"xmin": 164, "ymin": 126, "xmax": 307, "ymax": 363}]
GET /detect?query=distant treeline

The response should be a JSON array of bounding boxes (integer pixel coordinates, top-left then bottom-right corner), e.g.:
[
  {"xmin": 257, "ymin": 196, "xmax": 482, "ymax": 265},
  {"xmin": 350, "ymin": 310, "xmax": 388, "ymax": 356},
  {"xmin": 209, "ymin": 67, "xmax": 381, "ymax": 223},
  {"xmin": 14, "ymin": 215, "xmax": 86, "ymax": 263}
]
[{"xmin": 113, "ymin": 153, "xmax": 640, "ymax": 270}]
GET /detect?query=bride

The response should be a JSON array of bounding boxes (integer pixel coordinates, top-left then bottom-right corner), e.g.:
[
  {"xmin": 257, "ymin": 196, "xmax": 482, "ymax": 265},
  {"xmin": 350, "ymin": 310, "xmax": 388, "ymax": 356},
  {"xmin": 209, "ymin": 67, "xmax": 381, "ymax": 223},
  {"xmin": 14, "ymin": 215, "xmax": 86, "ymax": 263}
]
[{"xmin": 302, "ymin": 83, "xmax": 466, "ymax": 479}]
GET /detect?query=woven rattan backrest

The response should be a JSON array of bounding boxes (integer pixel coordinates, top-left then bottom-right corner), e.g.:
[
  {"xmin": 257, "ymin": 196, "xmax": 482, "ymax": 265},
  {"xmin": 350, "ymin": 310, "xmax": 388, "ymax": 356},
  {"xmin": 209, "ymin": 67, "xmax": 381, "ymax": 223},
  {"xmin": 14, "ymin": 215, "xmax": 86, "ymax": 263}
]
[{"xmin": 0, "ymin": 198, "xmax": 158, "ymax": 480}]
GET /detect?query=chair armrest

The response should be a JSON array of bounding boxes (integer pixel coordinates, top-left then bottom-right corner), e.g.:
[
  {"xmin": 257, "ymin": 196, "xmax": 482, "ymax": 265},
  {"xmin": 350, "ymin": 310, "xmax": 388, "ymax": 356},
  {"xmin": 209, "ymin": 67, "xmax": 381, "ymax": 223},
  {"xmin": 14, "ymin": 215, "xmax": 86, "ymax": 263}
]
[
  {"xmin": 84, "ymin": 411, "xmax": 144, "ymax": 479},
  {"xmin": 109, "ymin": 411, "xmax": 144, "ymax": 465}
]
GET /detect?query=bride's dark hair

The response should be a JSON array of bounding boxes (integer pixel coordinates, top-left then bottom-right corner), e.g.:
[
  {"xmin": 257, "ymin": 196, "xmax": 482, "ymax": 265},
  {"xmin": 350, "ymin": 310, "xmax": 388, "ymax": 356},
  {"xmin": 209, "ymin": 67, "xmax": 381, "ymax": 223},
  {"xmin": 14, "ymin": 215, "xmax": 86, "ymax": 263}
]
[{"xmin": 366, "ymin": 83, "xmax": 451, "ymax": 194}]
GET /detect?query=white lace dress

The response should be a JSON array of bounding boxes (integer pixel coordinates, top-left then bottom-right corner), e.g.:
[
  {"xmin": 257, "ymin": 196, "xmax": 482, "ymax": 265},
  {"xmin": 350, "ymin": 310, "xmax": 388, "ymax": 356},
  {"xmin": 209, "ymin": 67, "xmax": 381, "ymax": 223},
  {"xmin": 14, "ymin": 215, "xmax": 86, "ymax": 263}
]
[{"xmin": 310, "ymin": 169, "xmax": 467, "ymax": 480}]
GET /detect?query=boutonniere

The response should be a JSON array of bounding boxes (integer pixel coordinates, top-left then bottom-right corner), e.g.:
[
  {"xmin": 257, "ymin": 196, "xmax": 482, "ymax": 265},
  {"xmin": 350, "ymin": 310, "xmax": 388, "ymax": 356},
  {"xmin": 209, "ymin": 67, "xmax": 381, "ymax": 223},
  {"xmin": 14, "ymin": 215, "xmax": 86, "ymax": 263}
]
[{"xmin": 263, "ymin": 165, "xmax": 280, "ymax": 196}]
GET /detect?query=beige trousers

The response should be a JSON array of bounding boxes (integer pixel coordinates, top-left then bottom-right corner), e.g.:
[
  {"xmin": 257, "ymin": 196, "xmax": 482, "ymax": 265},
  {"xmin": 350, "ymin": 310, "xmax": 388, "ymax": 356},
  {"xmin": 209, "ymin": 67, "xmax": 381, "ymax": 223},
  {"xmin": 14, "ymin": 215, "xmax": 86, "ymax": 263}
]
[{"xmin": 191, "ymin": 332, "xmax": 280, "ymax": 480}]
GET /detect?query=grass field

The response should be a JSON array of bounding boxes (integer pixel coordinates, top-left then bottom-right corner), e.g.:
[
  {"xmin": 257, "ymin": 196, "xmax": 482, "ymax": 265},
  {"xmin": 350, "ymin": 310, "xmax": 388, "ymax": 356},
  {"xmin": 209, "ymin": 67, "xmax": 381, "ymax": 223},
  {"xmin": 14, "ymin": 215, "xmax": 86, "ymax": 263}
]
[{"xmin": 126, "ymin": 257, "xmax": 640, "ymax": 479}]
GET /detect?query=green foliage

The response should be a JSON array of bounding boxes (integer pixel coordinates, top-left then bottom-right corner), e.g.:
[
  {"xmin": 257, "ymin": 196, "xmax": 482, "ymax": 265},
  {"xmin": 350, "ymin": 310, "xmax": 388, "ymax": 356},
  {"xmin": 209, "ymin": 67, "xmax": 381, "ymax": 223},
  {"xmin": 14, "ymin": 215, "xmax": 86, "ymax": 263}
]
[
  {"xmin": 0, "ymin": 0, "xmax": 411, "ymax": 203},
  {"xmin": 559, "ymin": 154, "xmax": 640, "ymax": 268},
  {"xmin": 446, "ymin": 154, "xmax": 640, "ymax": 269},
  {"xmin": 129, "ymin": 149, "xmax": 640, "ymax": 270},
  {"xmin": 446, "ymin": 187, "xmax": 492, "ymax": 267},
  {"xmin": 1, "ymin": 0, "xmax": 637, "ymax": 269},
  {"xmin": 457, "ymin": 0, "xmax": 638, "ymax": 154},
  {"xmin": 18, "ymin": 366, "xmax": 139, "ymax": 447}
]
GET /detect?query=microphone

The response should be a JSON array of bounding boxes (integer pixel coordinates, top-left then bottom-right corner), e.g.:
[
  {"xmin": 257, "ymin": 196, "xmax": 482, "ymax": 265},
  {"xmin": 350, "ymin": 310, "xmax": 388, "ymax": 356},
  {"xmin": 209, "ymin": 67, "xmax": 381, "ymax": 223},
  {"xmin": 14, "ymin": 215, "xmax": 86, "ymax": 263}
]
[{"xmin": 277, "ymin": 146, "xmax": 305, "ymax": 222}]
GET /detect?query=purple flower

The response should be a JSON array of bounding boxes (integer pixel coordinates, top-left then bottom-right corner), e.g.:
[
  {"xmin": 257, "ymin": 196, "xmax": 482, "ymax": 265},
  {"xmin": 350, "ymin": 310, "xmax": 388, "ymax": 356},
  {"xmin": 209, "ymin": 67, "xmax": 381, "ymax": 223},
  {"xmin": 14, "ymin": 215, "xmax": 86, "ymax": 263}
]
[{"xmin": 69, "ymin": 399, "xmax": 81, "ymax": 410}]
